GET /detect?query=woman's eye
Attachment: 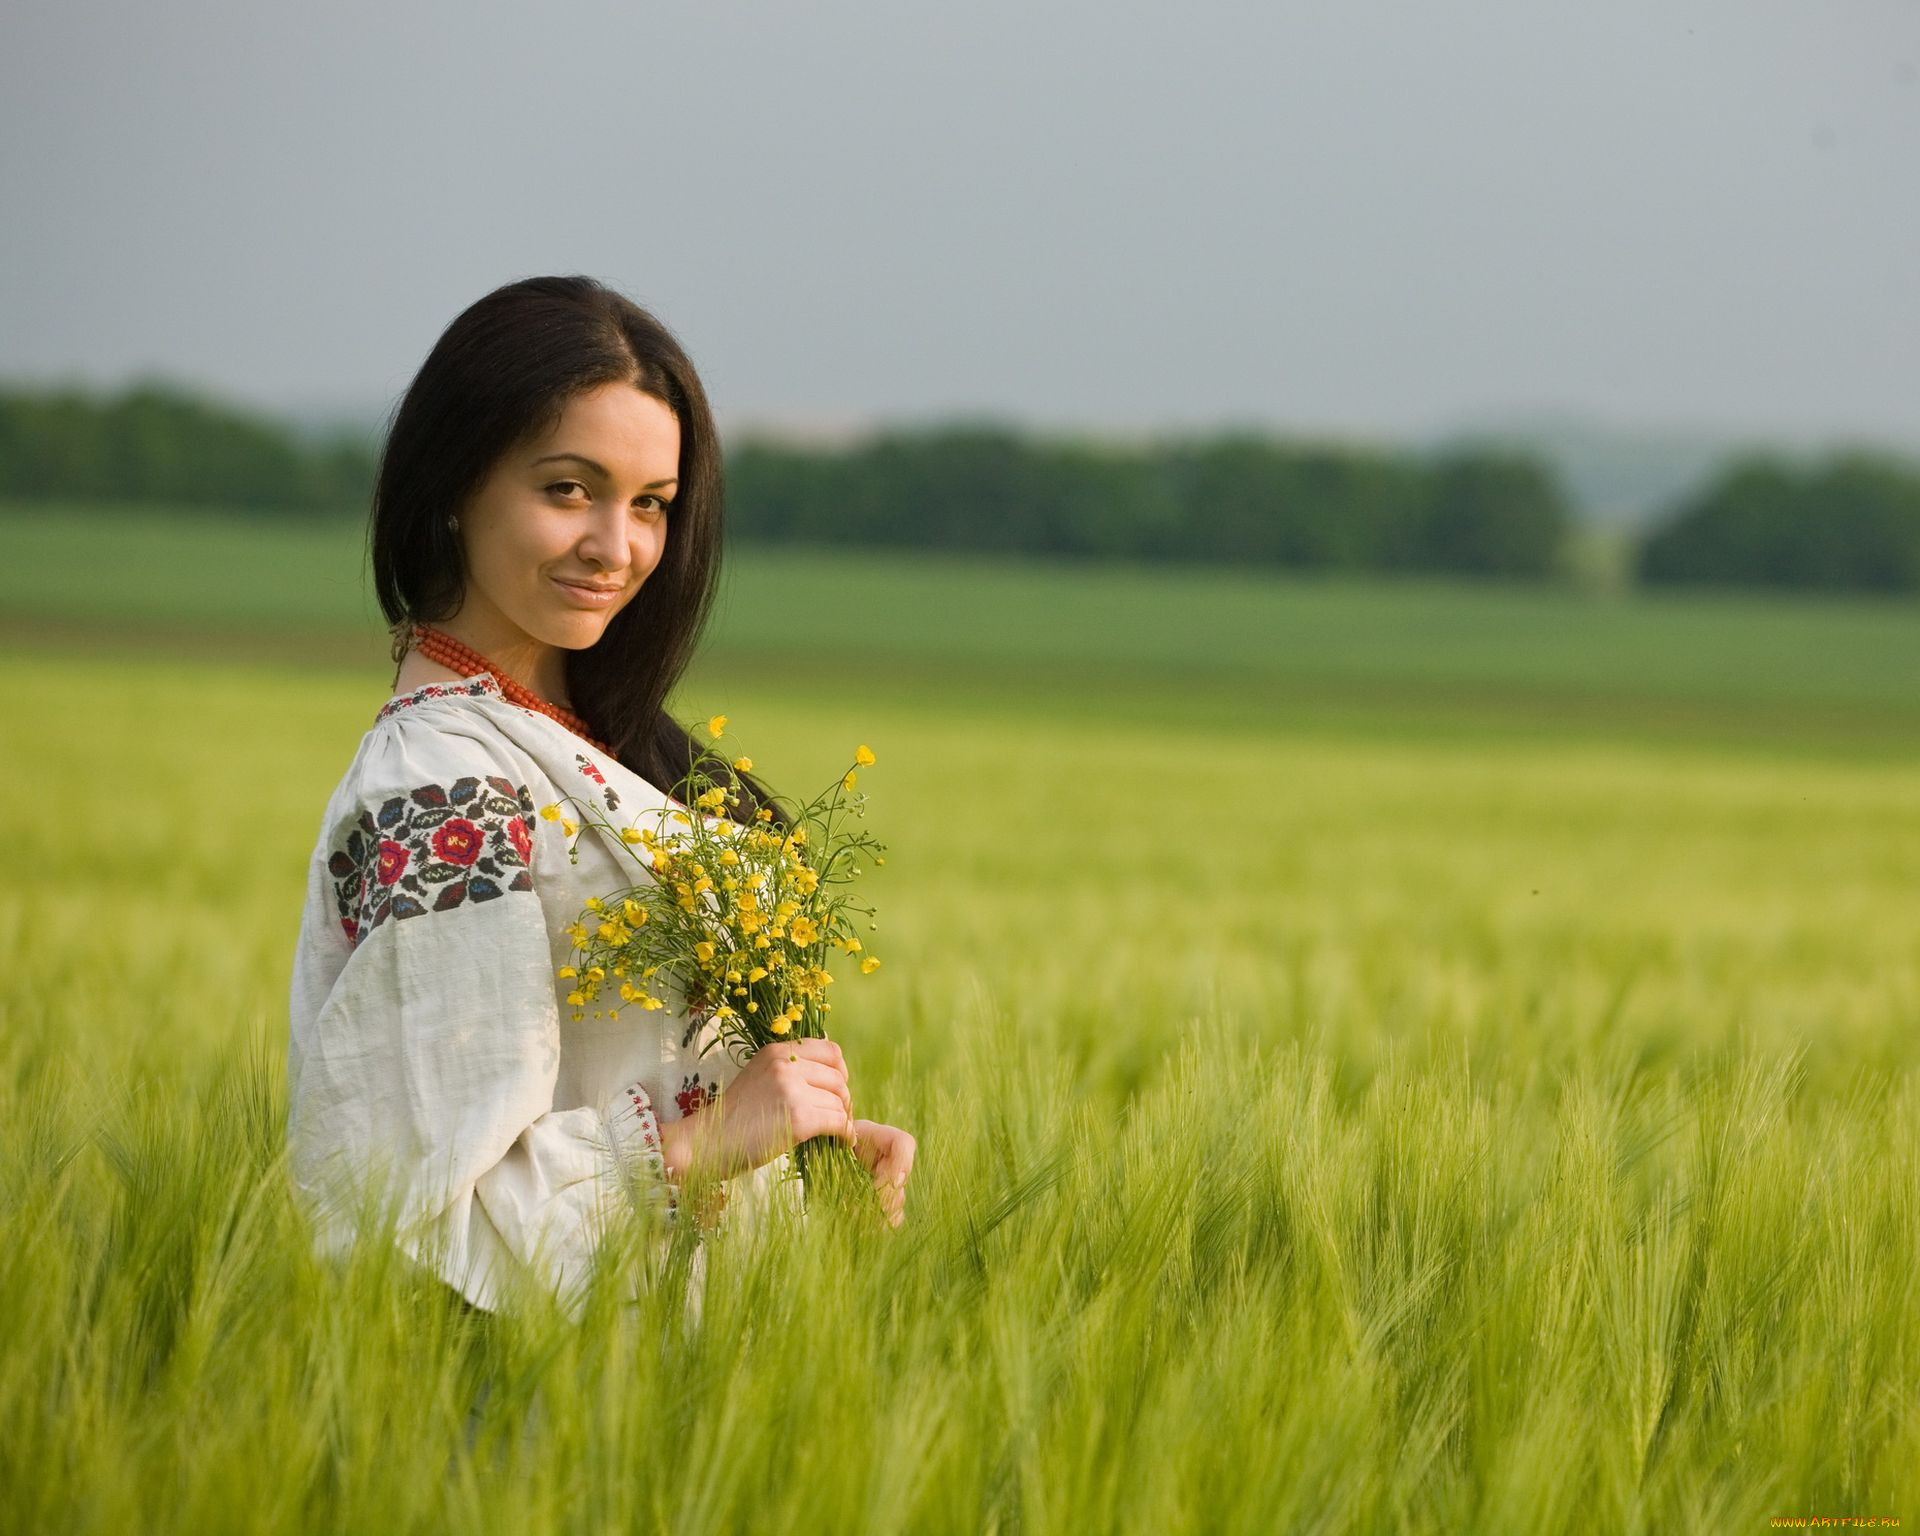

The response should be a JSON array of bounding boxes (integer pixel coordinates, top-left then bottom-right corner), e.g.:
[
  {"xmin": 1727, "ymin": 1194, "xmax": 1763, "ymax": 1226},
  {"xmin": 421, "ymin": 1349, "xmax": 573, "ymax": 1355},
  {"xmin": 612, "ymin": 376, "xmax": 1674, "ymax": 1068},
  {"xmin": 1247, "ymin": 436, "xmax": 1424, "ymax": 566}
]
[
  {"xmin": 549, "ymin": 481, "xmax": 588, "ymax": 500},
  {"xmin": 635, "ymin": 496, "xmax": 671, "ymax": 516}
]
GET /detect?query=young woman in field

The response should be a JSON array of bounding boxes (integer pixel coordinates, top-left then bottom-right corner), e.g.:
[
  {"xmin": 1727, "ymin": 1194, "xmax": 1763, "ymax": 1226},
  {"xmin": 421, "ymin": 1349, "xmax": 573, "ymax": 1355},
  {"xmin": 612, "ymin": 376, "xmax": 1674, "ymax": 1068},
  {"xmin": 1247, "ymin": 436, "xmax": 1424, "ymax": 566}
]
[{"xmin": 286, "ymin": 275, "xmax": 915, "ymax": 1313}]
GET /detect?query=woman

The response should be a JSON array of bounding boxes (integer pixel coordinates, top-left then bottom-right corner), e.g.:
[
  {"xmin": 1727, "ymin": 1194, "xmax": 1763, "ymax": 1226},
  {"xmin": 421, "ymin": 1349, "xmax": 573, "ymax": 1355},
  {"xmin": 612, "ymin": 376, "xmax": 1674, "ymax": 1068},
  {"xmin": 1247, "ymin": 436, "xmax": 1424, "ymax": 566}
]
[{"xmin": 286, "ymin": 274, "xmax": 916, "ymax": 1314}]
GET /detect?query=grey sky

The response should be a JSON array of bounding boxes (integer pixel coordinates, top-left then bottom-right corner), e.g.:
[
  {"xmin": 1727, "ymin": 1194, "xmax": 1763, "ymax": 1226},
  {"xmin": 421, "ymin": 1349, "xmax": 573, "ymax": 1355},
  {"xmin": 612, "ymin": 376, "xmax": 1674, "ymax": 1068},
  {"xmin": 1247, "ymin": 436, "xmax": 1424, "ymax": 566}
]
[{"xmin": 2, "ymin": 0, "xmax": 1914, "ymax": 448}]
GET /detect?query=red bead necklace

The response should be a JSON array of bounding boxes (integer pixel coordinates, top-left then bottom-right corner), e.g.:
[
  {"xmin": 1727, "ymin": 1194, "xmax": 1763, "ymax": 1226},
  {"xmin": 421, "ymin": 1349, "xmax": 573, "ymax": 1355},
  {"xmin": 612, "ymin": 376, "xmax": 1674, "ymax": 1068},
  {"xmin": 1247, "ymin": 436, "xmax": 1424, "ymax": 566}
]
[{"xmin": 408, "ymin": 622, "xmax": 616, "ymax": 756}]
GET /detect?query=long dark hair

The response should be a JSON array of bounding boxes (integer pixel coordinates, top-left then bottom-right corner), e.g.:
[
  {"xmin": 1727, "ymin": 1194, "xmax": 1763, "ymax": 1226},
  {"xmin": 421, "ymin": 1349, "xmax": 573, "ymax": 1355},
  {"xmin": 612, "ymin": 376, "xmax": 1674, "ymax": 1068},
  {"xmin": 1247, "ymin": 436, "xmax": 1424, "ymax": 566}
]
[{"xmin": 368, "ymin": 274, "xmax": 790, "ymax": 829}]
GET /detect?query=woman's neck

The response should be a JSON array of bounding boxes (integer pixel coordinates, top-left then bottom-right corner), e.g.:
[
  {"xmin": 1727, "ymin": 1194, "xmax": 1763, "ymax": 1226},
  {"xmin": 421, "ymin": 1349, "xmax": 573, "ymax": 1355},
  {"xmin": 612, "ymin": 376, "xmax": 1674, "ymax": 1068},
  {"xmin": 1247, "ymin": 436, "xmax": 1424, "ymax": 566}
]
[{"xmin": 397, "ymin": 620, "xmax": 574, "ymax": 711}]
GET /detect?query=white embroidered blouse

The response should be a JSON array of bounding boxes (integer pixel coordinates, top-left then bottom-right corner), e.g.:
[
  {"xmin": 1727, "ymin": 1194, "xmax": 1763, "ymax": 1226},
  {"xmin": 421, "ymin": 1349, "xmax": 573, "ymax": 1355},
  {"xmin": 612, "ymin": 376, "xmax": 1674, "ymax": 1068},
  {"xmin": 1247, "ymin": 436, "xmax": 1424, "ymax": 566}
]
[{"xmin": 286, "ymin": 673, "xmax": 798, "ymax": 1313}]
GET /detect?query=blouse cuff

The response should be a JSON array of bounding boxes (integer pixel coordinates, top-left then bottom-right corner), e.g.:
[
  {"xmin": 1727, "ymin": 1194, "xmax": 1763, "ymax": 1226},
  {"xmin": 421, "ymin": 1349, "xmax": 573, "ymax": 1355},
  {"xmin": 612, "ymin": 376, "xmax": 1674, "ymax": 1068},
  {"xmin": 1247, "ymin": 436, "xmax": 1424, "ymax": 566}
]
[{"xmin": 608, "ymin": 1081, "xmax": 680, "ymax": 1224}]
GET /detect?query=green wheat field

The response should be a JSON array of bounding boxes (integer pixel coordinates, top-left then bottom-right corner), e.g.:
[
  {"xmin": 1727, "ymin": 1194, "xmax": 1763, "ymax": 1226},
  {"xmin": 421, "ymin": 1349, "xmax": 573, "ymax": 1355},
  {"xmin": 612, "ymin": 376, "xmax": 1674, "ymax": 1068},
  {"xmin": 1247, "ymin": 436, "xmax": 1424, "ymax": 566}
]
[{"xmin": 1, "ymin": 503, "xmax": 1916, "ymax": 1533}]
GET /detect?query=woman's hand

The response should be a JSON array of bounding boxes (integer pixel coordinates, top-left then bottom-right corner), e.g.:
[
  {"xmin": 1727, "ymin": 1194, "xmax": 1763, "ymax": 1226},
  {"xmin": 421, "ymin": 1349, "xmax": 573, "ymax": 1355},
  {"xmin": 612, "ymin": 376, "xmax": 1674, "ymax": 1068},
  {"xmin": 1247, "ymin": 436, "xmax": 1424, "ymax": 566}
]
[
  {"xmin": 661, "ymin": 1035, "xmax": 854, "ymax": 1186},
  {"xmin": 851, "ymin": 1119, "xmax": 916, "ymax": 1228}
]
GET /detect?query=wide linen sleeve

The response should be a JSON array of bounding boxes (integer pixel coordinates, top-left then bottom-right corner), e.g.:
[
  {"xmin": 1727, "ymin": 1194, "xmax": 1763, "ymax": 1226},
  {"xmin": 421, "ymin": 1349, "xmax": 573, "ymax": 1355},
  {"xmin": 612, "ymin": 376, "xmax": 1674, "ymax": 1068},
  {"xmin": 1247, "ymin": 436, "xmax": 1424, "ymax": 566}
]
[{"xmin": 287, "ymin": 723, "xmax": 680, "ymax": 1313}]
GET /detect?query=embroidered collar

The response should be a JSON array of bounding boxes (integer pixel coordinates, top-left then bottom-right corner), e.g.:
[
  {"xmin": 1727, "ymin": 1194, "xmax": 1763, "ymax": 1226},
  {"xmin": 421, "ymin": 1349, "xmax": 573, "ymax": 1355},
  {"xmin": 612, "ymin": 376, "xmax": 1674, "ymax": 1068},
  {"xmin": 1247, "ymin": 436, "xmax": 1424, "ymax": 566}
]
[{"xmin": 374, "ymin": 674, "xmax": 503, "ymax": 725}]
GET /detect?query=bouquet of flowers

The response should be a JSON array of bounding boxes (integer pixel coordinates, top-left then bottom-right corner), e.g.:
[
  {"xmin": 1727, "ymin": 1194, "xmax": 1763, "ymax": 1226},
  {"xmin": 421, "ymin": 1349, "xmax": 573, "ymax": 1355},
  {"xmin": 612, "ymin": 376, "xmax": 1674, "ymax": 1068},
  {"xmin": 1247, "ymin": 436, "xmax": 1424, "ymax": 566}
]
[{"xmin": 537, "ymin": 716, "xmax": 885, "ymax": 1202}]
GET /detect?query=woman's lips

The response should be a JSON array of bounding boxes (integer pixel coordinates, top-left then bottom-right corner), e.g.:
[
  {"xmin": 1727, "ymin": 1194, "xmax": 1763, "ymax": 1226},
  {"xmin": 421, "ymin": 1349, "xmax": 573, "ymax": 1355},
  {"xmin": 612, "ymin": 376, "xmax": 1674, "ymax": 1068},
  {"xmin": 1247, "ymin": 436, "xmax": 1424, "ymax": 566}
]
[{"xmin": 551, "ymin": 576, "xmax": 622, "ymax": 607}]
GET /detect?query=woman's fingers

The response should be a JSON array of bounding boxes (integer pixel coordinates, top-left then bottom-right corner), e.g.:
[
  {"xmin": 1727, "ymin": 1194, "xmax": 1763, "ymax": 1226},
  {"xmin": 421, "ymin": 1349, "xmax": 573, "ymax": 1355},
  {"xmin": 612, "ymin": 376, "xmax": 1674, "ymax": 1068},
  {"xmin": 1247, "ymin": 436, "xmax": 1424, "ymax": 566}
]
[
  {"xmin": 857, "ymin": 1124, "xmax": 915, "ymax": 1227},
  {"xmin": 785, "ymin": 1035, "xmax": 848, "ymax": 1079},
  {"xmin": 790, "ymin": 1059, "xmax": 853, "ymax": 1121}
]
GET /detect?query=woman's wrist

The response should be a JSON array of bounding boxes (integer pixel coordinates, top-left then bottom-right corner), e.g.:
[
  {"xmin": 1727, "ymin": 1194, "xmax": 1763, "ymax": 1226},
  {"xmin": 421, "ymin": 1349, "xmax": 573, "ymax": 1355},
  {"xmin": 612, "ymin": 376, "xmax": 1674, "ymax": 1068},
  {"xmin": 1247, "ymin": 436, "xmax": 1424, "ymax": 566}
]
[
  {"xmin": 661, "ymin": 1110, "xmax": 733, "ymax": 1227},
  {"xmin": 662, "ymin": 1105, "xmax": 739, "ymax": 1182},
  {"xmin": 660, "ymin": 1112, "xmax": 698, "ymax": 1183}
]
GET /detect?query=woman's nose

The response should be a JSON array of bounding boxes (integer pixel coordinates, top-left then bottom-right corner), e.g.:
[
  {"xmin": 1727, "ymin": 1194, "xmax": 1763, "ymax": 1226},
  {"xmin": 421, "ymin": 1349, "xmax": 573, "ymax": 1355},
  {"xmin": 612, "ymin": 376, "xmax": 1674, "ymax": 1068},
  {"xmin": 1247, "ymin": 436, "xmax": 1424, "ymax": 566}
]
[{"xmin": 576, "ymin": 505, "xmax": 630, "ymax": 569}]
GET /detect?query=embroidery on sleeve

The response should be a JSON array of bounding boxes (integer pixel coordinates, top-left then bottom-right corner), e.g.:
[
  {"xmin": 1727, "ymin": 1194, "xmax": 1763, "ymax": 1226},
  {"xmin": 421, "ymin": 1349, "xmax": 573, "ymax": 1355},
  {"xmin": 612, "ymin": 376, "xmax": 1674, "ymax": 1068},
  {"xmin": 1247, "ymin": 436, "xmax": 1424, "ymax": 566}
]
[
  {"xmin": 574, "ymin": 752, "xmax": 620, "ymax": 813},
  {"xmin": 327, "ymin": 774, "xmax": 537, "ymax": 946}
]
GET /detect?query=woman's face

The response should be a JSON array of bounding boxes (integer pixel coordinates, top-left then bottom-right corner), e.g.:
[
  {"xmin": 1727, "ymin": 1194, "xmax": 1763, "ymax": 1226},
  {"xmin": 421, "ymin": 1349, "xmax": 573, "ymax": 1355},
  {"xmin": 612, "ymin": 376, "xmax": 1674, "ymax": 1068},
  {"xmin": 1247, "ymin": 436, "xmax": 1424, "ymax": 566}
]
[{"xmin": 453, "ymin": 380, "xmax": 680, "ymax": 660}]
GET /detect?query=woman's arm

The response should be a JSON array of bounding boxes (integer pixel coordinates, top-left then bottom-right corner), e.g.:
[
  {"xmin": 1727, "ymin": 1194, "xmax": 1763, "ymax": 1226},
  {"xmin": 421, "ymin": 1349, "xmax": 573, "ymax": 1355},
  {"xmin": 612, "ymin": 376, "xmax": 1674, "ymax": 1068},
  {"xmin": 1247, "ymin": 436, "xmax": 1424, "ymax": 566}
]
[{"xmin": 288, "ymin": 749, "xmax": 680, "ymax": 1311}]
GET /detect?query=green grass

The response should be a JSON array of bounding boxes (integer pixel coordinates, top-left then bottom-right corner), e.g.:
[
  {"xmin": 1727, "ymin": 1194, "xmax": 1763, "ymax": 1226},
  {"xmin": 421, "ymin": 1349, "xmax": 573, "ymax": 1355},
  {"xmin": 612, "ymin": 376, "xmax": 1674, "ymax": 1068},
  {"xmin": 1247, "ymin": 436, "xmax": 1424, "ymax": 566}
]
[{"xmin": 0, "ymin": 514, "xmax": 1915, "ymax": 1530}]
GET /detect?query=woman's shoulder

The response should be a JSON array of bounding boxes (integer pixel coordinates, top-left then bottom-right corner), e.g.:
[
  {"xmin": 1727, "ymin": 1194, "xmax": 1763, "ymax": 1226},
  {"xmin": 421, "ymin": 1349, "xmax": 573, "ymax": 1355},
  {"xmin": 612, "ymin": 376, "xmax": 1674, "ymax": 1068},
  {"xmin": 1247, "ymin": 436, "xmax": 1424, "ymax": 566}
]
[
  {"xmin": 326, "ymin": 674, "xmax": 551, "ymax": 824},
  {"xmin": 375, "ymin": 666, "xmax": 507, "ymax": 729}
]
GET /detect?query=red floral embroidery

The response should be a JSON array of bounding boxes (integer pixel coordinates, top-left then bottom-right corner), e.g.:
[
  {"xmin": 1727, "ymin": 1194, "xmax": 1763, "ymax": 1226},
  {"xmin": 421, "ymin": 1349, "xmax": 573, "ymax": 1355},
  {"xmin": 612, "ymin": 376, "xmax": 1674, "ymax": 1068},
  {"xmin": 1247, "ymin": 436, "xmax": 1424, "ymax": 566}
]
[
  {"xmin": 430, "ymin": 817, "xmax": 483, "ymax": 866},
  {"xmin": 574, "ymin": 752, "xmax": 620, "ymax": 812},
  {"xmin": 676, "ymin": 1073, "xmax": 719, "ymax": 1117},
  {"xmin": 327, "ymin": 774, "xmax": 537, "ymax": 946}
]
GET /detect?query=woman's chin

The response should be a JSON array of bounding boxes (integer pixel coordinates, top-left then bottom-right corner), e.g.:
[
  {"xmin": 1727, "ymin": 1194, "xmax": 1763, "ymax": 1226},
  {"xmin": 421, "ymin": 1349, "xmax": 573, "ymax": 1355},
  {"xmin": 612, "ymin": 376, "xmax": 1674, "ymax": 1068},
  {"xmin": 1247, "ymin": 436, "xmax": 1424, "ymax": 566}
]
[{"xmin": 538, "ymin": 612, "xmax": 616, "ymax": 650}]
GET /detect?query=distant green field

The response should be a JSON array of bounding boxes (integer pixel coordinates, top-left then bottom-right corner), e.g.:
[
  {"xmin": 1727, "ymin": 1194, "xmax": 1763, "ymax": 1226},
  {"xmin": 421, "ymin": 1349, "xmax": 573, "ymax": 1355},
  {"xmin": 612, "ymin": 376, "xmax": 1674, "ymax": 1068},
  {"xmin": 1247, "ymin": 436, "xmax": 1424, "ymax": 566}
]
[
  {"xmin": 4, "ymin": 499, "xmax": 1917, "ymax": 759},
  {"xmin": 2, "ymin": 502, "xmax": 1915, "ymax": 1529}
]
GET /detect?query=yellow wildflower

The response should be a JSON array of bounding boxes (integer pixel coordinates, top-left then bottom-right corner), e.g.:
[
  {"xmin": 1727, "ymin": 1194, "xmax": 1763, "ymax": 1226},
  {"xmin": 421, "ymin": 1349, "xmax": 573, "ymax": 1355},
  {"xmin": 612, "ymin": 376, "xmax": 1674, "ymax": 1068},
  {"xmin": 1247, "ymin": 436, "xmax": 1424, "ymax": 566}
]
[
  {"xmin": 708, "ymin": 713, "xmax": 728, "ymax": 738},
  {"xmin": 561, "ymin": 818, "xmax": 578, "ymax": 837},
  {"xmin": 585, "ymin": 897, "xmax": 603, "ymax": 912},
  {"xmin": 622, "ymin": 899, "xmax": 647, "ymax": 925},
  {"xmin": 539, "ymin": 804, "xmax": 562, "ymax": 821},
  {"xmin": 564, "ymin": 923, "xmax": 589, "ymax": 945},
  {"xmin": 694, "ymin": 940, "xmax": 716, "ymax": 963},
  {"xmin": 566, "ymin": 990, "xmax": 586, "ymax": 1006},
  {"xmin": 842, "ymin": 770, "xmax": 856, "ymax": 791},
  {"xmin": 789, "ymin": 915, "xmax": 819, "ymax": 946},
  {"xmin": 586, "ymin": 966, "xmax": 605, "ymax": 982},
  {"xmin": 861, "ymin": 956, "xmax": 881, "ymax": 974},
  {"xmin": 747, "ymin": 966, "xmax": 767, "ymax": 983},
  {"xmin": 769, "ymin": 1016, "xmax": 790, "ymax": 1035},
  {"xmin": 620, "ymin": 827, "xmax": 644, "ymax": 844},
  {"xmin": 733, "ymin": 755, "xmax": 753, "ymax": 771},
  {"xmin": 855, "ymin": 744, "xmax": 875, "ymax": 766}
]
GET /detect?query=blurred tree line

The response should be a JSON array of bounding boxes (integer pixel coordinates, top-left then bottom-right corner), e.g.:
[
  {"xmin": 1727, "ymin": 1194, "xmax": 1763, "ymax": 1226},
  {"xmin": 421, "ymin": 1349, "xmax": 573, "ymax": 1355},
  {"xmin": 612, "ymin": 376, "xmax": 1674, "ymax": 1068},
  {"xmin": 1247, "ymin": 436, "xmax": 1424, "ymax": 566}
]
[
  {"xmin": 1636, "ymin": 451, "xmax": 1920, "ymax": 595},
  {"xmin": 725, "ymin": 425, "xmax": 1570, "ymax": 577},
  {"xmin": 0, "ymin": 380, "xmax": 374, "ymax": 512},
  {"xmin": 3, "ymin": 379, "xmax": 1917, "ymax": 594}
]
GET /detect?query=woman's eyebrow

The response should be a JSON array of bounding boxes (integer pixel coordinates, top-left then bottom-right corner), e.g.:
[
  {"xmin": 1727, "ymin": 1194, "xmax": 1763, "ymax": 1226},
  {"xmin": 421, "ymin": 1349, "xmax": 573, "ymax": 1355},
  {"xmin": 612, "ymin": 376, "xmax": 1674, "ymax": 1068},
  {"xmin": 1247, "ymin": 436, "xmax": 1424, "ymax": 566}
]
[{"xmin": 530, "ymin": 451, "xmax": 678, "ymax": 489}]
